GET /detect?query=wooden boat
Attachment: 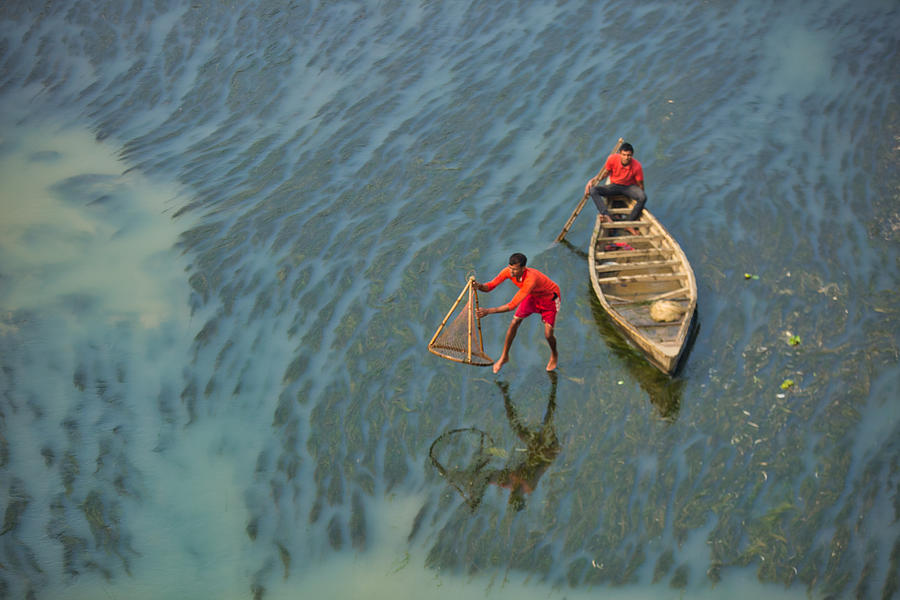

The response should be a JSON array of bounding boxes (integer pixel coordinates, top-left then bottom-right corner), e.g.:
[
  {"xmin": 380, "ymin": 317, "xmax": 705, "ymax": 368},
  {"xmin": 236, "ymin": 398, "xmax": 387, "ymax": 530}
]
[{"xmin": 588, "ymin": 196, "xmax": 697, "ymax": 375}]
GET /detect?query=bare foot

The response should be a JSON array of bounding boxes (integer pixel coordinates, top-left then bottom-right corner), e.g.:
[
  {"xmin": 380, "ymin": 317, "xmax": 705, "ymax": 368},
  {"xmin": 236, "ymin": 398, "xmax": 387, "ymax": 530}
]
[
  {"xmin": 546, "ymin": 354, "xmax": 558, "ymax": 371},
  {"xmin": 492, "ymin": 357, "xmax": 508, "ymax": 374},
  {"xmin": 626, "ymin": 227, "xmax": 639, "ymax": 236}
]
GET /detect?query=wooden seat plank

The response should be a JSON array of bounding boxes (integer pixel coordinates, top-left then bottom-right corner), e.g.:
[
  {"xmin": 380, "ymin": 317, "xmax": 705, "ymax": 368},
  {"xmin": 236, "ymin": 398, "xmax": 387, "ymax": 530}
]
[
  {"xmin": 595, "ymin": 259, "xmax": 682, "ymax": 273},
  {"xmin": 596, "ymin": 272, "xmax": 686, "ymax": 284}
]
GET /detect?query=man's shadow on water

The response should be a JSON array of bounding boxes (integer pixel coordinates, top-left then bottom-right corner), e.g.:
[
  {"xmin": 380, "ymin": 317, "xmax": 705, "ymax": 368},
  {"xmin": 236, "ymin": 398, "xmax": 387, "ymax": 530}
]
[
  {"xmin": 429, "ymin": 372, "xmax": 560, "ymax": 512},
  {"xmin": 487, "ymin": 373, "xmax": 561, "ymax": 511}
]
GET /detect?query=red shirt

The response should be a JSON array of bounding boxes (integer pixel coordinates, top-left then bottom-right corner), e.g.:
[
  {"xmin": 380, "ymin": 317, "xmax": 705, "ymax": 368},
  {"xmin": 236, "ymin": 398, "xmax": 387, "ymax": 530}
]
[
  {"xmin": 604, "ymin": 153, "xmax": 643, "ymax": 186},
  {"xmin": 483, "ymin": 267, "xmax": 560, "ymax": 312}
]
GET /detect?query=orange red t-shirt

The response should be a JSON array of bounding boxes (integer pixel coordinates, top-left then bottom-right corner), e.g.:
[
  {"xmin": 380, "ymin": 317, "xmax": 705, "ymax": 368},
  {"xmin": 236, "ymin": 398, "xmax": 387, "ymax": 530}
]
[
  {"xmin": 483, "ymin": 267, "xmax": 560, "ymax": 312},
  {"xmin": 604, "ymin": 153, "xmax": 644, "ymax": 186}
]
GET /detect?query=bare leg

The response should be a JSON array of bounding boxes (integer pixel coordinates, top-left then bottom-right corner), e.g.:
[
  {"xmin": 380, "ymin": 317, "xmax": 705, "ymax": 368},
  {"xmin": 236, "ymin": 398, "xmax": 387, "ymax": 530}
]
[
  {"xmin": 494, "ymin": 317, "xmax": 522, "ymax": 373},
  {"xmin": 544, "ymin": 322, "xmax": 558, "ymax": 371}
]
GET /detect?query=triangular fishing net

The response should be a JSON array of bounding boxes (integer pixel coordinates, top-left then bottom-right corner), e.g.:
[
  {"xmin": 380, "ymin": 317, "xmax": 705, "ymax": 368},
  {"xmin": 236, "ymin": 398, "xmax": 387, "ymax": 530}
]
[
  {"xmin": 429, "ymin": 427, "xmax": 503, "ymax": 510},
  {"xmin": 428, "ymin": 277, "xmax": 493, "ymax": 366}
]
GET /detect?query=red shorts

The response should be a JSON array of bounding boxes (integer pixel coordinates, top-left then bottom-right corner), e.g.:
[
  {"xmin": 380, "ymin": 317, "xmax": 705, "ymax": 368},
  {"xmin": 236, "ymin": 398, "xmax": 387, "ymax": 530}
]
[{"xmin": 514, "ymin": 293, "xmax": 560, "ymax": 326}]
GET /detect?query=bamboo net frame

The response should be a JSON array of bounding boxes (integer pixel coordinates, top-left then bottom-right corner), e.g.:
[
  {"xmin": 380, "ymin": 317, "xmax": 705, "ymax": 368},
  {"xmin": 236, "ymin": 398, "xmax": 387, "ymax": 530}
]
[{"xmin": 427, "ymin": 277, "xmax": 493, "ymax": 366}]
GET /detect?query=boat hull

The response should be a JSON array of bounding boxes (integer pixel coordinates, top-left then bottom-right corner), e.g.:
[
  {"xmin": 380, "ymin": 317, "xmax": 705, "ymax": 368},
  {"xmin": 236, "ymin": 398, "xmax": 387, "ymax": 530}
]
[{"xmin": 588, "ymin": 197, "xmax": 697, "ymax": 375}]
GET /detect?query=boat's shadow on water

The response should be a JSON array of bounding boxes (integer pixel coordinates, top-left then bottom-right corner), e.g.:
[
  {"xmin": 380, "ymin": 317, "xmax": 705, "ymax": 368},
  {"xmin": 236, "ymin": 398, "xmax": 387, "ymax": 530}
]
[
  {"xmin": 559, "ymin": 237, "xmax": 694, "ymax": 420},
  {"xmin": 587, "ymin": 289, "xmax": 698, "ymax": 421},
  {"xmin": 557, "ymin": 237, "xmax": 588, "ymax": 260}
]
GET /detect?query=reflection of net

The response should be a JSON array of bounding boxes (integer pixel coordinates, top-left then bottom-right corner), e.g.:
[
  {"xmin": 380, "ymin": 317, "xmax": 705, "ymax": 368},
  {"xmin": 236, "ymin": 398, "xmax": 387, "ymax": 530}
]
[
  {"xmin": 428, "ymin": 279, "xmax": 493, "ymax": 366},
  {"xmin": 429, "ymin": 428, "xmax": 501, "ymax": 510}
]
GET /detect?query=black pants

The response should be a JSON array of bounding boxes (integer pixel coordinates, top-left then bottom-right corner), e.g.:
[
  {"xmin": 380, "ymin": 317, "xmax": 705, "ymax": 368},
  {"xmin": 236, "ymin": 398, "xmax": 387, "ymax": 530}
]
[{"xmin": 590, "ymin": 183, "xmax": 646, "ymax": 221}]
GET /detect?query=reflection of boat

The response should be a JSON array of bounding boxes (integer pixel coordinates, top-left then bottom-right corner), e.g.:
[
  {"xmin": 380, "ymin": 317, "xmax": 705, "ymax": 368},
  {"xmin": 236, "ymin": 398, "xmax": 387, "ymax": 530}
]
[
  {"xmin": 588, "ymin": 289, "xmax": 686, "ymax": 420},
  {"xmin": 588, "ymin": 196, "xmax": 697, "ymax": 375}
]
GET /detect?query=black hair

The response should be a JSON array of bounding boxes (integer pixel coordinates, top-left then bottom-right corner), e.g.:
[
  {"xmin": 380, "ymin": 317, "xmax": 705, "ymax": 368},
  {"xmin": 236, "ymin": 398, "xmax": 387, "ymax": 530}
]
[
  {"xmin": 620, "ymin": 142, "xmax": 634, "ymax": 153},
  {"xmin": 508, "ymin": 253, "xmax": 527, "ymax": 267}
]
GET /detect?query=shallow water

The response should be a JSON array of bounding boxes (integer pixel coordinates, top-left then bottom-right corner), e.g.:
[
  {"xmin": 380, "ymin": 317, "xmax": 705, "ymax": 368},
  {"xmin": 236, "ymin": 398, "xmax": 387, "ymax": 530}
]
[{"xmin": 1, "ymin": 1, "xmax": 898, "ymax": 599}]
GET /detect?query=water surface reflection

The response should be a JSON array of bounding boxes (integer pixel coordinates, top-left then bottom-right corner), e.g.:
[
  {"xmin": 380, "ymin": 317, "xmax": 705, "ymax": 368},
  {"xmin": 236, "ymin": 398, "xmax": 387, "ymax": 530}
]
[
  {"xmin": 588, "ymin": 290, "xmax": 687, "ymax": 421},
  {"xmin": 428, "ymin": 372, "xmax": 560, "ymax": 512}
]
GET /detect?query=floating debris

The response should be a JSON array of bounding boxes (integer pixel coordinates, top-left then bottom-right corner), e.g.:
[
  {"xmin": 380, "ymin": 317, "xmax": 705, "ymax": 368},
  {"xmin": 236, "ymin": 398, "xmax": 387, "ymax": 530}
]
[
  {"xmin": 390, "ymin": 551, "xmax": 410, "ymax": 574},
  {"xmin": 780, "ymin": 379, "xmax": 795, "ymax": 390},
  {"xmin": 486, "ymin": 447, "xmax": 508, "ymax": 458}
]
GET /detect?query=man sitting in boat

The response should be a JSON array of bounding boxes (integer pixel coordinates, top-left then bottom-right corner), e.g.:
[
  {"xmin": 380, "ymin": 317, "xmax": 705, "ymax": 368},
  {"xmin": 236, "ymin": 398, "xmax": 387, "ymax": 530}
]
[{"xmin": 584, "ymin": 141, "xmax": 646, "ymax": 233}]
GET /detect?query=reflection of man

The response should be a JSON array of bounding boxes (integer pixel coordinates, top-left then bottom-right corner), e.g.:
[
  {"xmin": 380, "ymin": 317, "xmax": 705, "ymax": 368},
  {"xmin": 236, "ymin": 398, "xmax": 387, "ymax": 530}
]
[{"xmin": 488, "ymin": 373, "xmax": 560, "ymax": 511}]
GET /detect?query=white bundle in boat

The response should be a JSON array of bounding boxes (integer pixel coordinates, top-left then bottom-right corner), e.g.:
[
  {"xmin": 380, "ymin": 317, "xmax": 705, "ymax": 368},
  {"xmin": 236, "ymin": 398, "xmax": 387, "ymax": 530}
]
[{"xmin": 650, "ymin": 300, "xmax": 683, "ymax": 322}]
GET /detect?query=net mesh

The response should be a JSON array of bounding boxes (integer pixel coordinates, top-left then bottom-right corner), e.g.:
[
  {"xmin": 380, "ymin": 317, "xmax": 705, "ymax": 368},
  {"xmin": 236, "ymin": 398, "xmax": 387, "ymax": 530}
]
[{"xmin": 428, "ymin": 279, "xmax": 493, "ymax": 366}]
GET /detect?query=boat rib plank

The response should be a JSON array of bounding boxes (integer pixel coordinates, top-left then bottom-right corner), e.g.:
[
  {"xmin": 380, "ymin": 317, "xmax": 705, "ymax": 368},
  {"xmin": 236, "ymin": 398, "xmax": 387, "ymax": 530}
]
[
  {"xmin": 594, "ymin": 248, "xmax": 674, "ymax": 259},
  {"xmin": 596, "ymin": 234, "xmax": 665, "ymax": 243},
  {"xmin": 595, "ymin": 259, "xmax": 682, "ymax": 272},
  {"xmin": 596, "ymin": 272, "xmax": 686, "ymax": 284}
]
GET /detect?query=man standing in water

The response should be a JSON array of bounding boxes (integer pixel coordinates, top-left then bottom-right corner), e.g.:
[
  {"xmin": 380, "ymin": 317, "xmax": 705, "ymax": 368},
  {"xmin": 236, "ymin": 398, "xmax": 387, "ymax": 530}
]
[
  {"xmin": 475, "ymin": 253, "xmax": 560, "ymax": 373},
  {"xmin": 584, "ymin": 141, "xmax": 646, "ymax": 231}
]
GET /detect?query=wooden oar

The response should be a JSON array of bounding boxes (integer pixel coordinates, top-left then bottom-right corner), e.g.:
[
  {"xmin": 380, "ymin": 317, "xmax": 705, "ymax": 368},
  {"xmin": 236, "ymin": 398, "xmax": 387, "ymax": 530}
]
[
  {"xmin": 555, "ymin": 137, "xmax": 624, "ymax": 243},
  {"xmin": 555, "ymin": 193, "xmax": 589, "ymax": 243}
]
